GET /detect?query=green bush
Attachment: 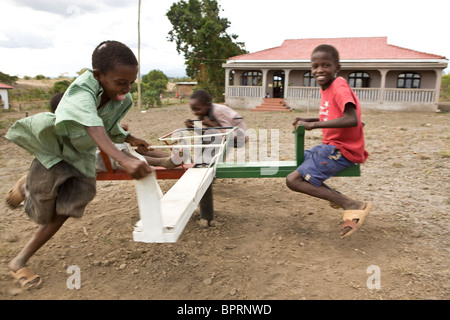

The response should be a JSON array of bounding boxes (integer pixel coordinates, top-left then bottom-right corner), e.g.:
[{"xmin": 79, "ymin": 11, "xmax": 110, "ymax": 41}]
[
  {"xmin": 0, "ymin": 71, "xmax": 18, "ymax": 84},
  {"xmin": 142, "ymin": 90, "xmax": 161, "ymax": 108},
  {"xmin": 441, "ymin": 74, "xmax": 450, "ymax": 101},
  {"xmin": 142, "ymin": 70, "xmax": 168, "ymax": 94},
  {"xmin": 53, "ymin": 80, "xmax": 72, "ymax": 93}
]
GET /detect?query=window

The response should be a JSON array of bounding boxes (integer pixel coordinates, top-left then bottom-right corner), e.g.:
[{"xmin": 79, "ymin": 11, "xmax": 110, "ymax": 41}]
[
  {"xmin": 229, "ymin": 70, "xmax": 235, "ymax": 86},
  {"xmin": 397, "ymin": 73, "xmax": 421, "ymax": 88},
  {"xmin": 303, "ymin": 72, "xmax": 317, "ymax": 87},
  {"xmin": 348, "ymin": 72, "xmax": 370, "ymax": 88},
  {"xmin": 241, "ymin": 71, "xmax": 262, "ymax": 86}
]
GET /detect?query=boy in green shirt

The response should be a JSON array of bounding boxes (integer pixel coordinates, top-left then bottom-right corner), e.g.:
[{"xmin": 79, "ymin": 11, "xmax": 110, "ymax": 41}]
[{"xmin": 5, "ymin": 40, "xmax": 153, "ymax": 289}]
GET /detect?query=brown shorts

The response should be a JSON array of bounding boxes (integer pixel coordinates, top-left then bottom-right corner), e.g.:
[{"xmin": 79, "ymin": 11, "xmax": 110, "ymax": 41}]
[{"xmin": 24, "ymin": 159, "xmax": 96, "ymax": 225}]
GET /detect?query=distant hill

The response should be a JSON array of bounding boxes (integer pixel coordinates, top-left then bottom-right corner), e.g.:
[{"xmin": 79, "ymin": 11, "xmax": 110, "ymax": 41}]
[{"xmin": 14, "ymin": 78, "xmax": 73, "ymax": 91}]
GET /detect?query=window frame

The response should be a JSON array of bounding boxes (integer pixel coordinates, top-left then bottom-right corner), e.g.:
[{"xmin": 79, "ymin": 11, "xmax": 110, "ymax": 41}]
[
  {"xmin": 348, "ymin": 71, "xmax": 371, "ymax": 88},
  {"xmin": 303, "ymin": 71, "xmax": 317, "ymax": 87},
  {"xmin": 241, "ymin": 70, "xmax": 262, "ymax": 86},
  {"xmin": 397, "ymin": 72, "xmax": 421, "ymax": 89}
]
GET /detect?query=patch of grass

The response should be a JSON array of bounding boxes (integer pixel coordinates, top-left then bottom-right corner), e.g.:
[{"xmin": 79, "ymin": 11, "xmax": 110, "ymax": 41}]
[
  {"xmin": 417, "ymin": 154, "xmax": 431, "ymax": 160},
  {"xmin": 438, "ymin": 150, "xmax": 450, "ymax": 158},
  {"xmin": 103, "ymin": 236, "xmax": 113, "ymax": 245},
  {"xmin": 0, "ymin": 117, "xmax": 20, "ymax": 129}
]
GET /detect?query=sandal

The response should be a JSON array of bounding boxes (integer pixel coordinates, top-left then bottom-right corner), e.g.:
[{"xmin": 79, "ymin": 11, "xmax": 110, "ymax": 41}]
[
  {"xmin": 340, "ymin": 202, "xmax": 372, "ymax": 239},
  {"xmin": 5, "ymin": 175, "xmax": 27, "ymax": 209},
  {"xmin": 10, "ymin": 267, "xmax": 43, "ymax": 289}
]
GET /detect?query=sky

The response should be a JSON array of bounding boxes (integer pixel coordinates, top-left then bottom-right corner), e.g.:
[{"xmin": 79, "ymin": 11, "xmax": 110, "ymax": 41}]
[{"xmin": 0, "ymin": 0, "xmax": 448, "ymax": 79}]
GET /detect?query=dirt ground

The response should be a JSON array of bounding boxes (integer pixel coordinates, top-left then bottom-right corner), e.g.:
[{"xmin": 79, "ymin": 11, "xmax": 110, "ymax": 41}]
[{"xmin": 0, "ymin": 104, "xmax": 449, "ymax": 300}]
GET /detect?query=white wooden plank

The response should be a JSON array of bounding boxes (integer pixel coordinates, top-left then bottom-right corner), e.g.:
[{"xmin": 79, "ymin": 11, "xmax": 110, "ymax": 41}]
[
  {"xmin": 132, "ymin": 172, "xmax": 164, "ymax": 242},
  {"xmin": 133, "ymin": 167, "xmax": 215, "ymax": 243},
  {"xmin": 161, "ymin": 167, "xmax": 214, "ymax": 229}
]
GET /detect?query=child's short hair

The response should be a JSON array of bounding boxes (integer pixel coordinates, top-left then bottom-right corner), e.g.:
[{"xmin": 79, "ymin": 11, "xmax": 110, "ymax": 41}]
[
  {"xmin": 312, "ymin": 44, "xmax": 340, "ymax": 65},
  {"xmin": 50, "ymin": 92, "xmax": 64, "ymax": 113},
  {"xmin": 191, "ymin": 89, "xmax": 212, "ymax": 106},
  {"xmin": 92, "ymin": 40, "xmax": 138, "ymax": 74}
]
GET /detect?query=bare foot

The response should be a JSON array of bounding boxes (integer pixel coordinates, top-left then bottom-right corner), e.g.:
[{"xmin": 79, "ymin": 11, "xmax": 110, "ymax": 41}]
[
  {"xmin": 161, "ymin": 157, "xmax": 177, "ymax": 169},
  {"xmin": 9, "ymin": 257, "xmax": 26, "ymax": 273},
  {"xmin": 342, "ymin": 200, "xmax": 366, "ymax": 211}
]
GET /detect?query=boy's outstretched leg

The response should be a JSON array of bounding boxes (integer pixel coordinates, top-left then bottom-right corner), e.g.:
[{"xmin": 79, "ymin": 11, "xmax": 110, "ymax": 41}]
[
  {"xmin": 286, "ymin": 171, "xmax": 371, "ymax": 238},
  {"xmin": 322, "ymin": 182, "xmax": 343, "ymax": 209},
  {"xmin": 141, "ymin": 155, "xmax": 177, "ymax": 169},
  {"xmin": 124, "ymin": 149, "xmax": 180, "ymax": 169},
  {"xmin": 9, "ymin": 215, "xmax": 69, "ymax": 289}
]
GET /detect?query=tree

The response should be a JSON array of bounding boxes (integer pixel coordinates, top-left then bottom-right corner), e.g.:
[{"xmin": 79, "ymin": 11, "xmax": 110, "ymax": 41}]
[
  {"xmin": 53, "ymin": 80, "xmax": 72, "ymax": 93},
  {"xmin": 142, "ymin": 69, "xmax": 168, "ymax": 94},
  {"xmin": 77, "ymin": 68, "xmax": 89, "ymax": 76},
  {"xmin": 0, "ymin": 71, "xmax": 18, "ymax": 84},
  {"xmin": 441, "ymin": 74, "xmax": 450, "ymax": 101},
  {"xmin": 139, "ymin": 70, "xmax": 169, "ymax": 108},
  {"xmin": 167, "ymin": 0, "xmax": 246, "ymax": 101},
  {"xmin": 142, "ymin": 90, "xmax": 162, "ymax": 108}
]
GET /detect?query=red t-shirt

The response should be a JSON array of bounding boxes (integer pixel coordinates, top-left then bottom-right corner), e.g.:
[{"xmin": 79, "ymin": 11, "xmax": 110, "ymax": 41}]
[{"xmin": 319, "ymin": 77, "xmax": 368, "ymax": 164}]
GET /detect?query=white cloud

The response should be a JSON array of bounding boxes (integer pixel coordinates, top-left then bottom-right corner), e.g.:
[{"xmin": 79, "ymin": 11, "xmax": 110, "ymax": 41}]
[
  {"xmin": 12, "ymin": 0, "xmax": 134, "ymax": 16},
  {"xmin": 222, "ymin": 0, "xmax": 449, "ymax": 59},
  {"xmin": 221, "ymin": 0, "xmax": 449, "ymax": 73},
  {"xmin": 0, "ymin": 0, "xmax": 448, "ymax": 78},
  {"xmin": 0, "ymin": 0, "xmax": 186, "ymax": 78},
  {"xmin": 0, "ymin": 29, "xmax": 54, "ymax": 49}
]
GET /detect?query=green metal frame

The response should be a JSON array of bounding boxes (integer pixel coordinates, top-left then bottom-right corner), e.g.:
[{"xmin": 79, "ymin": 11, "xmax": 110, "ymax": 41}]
[{"xmin": 215, "ymin": 126, "xmax": 360, "ymax": 179}]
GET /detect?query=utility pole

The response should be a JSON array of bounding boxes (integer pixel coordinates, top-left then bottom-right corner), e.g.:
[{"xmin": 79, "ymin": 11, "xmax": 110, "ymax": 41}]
[{"xmin": 137, "ymin": 0, "xmax": 142, "ymax": 109}]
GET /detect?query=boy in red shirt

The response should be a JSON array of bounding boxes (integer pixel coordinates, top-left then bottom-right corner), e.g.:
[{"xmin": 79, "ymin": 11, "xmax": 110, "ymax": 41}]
[{"xmin": 286, "ymin": 44, "xmax": 372, "ymax": 239}]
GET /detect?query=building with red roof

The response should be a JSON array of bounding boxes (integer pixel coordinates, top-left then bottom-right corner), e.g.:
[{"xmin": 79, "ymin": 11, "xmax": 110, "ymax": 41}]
[
  {"xmin": 223, "ymin": 37, "xmax": 448, "ymax": 111},
  {"xmin": 0, "ymin": 82, "xmax": 14, "ymax": 110}
]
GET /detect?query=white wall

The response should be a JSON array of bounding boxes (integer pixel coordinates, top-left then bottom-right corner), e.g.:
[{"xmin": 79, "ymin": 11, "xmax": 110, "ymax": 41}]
[{"xmin": 0, "ymin": 89, "xmax": 10, "ymax": 110}]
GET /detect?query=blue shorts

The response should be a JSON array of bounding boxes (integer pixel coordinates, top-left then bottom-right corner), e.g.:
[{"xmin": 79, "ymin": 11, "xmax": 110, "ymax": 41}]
[{"xmin": 296, "ymin": 144, "xmax": 355, "ymax": 187}]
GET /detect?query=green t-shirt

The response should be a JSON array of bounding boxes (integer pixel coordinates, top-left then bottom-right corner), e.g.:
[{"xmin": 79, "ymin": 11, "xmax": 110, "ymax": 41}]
[{"xmin": 6, "ymin": 69, "xmax": 132, "ymax": 178}]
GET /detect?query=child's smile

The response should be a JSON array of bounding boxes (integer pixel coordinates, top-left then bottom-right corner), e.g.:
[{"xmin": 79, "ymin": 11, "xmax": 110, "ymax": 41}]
[
  {"xmin": 94, "ymin": 65, "xmax": 138, "ymax": 103},
  {"xmin": 189, "ymin": 99, "xmax": 210, "ymax": 118},
  {"xmin": 311, "ymin": 51, "xmax": 340, "ymax": 90}
]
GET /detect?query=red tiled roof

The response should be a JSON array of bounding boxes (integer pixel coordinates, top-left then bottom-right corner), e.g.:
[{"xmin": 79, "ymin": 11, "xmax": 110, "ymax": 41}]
[
  {"xmin": 229, "ymin": 37, "xmax": 446, "ymax": 61},
  {"xmin": 0, "ymin": 83, "xmax": 14, "ymax": 89}
]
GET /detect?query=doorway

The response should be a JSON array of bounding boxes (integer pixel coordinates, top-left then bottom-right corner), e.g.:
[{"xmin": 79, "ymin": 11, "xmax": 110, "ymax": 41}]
[{"xmin": 273, "ymin": 71, "xmax": 285, "ymax": 98}]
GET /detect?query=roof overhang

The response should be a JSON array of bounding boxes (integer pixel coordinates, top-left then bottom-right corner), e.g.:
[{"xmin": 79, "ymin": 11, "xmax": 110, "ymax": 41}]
[
  {"xmin": 227, "ymin": 59, "xmax": 448, "ymax": 63},
  {"xmin": 224, "ymin": 59, "xmax": 449, "ymax": 70}
]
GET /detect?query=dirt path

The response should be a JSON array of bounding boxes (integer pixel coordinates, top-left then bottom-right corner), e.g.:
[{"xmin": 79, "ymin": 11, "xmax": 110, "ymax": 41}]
[{"xmin": 0, "ymin": 105, "xmax": 449, "ymax": 300}]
